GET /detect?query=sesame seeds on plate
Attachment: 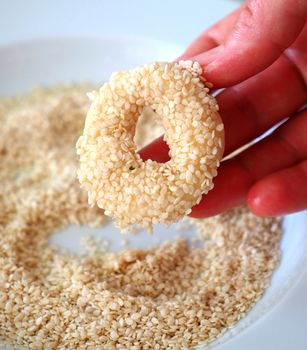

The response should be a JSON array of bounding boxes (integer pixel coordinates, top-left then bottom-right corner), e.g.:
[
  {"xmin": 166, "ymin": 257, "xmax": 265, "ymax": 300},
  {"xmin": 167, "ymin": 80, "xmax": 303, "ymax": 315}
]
[{"xmin": 0, "ymin": 85, "xmax": 281, "ymax": 350}]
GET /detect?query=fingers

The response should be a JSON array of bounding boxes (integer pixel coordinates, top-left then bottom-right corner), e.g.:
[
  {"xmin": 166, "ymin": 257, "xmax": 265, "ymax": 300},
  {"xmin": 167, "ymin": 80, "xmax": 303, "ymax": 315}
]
[
  {"xmin": 219, "ymin": 54, "xmax": 307, "ymax": 155},
  {"xmin": 180, "ymin": 6, "xmax": 243, "ymax": 59},
  {"xmin": 285, "ymin": 24, "xmax": 307, "ymax": 84},
  {"xmin": 190, "ymin": 108, "xmax": 307, "ymax": 218},
  {"xmin": 189, "ymin": 160, "xmax": 253, "ymax": 218},
  {"xmin": 140, "ymin": 135, "xmax": 168, "ymax": 162},
  {"xmin": 139, "ymin": 54, "xmax": 307, "ymax": 161},
  {"xmin": 189, "ymin": 0, "xmax": 307, "ymax": 87},
  {"xmin": 247, "ymin": 160, "xmax": 307, "ymax": 216}
]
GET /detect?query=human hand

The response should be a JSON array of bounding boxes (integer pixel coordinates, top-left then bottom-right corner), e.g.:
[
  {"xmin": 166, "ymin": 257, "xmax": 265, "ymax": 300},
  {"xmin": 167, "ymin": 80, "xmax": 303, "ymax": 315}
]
[{"xmin": 140, "ymin": 0, "xmax": 307, "ymax": 218}]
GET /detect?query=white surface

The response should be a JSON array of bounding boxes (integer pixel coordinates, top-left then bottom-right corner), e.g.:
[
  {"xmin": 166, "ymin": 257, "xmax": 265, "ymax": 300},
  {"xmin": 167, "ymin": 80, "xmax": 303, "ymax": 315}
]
[
  {"xmin": 0, "ymin": 36, "xmax": 307, "ymax": 350},
  {"xmin": 0, "ymin": 0, "xmax": 238, "ymax": 47},
  {"xmin": 0, "ymin": 36, "xmax": 182, "ymax": 95}
]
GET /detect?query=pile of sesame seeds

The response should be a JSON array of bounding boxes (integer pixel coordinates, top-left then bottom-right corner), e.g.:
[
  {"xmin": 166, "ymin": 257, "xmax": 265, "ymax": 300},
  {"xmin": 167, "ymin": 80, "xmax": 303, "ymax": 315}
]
[
  {"xmin": 0, "ymin": 85, "xmax": 281, "ymax": 350},
  {"xmin": 76, "ymin": 61, "xmax": 224, "ymax": 233}
]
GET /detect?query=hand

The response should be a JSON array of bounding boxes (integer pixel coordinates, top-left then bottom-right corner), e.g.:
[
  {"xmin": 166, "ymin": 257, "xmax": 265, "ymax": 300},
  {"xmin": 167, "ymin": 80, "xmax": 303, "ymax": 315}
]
[{"xmin": 140, "ymin": 0, "xmax": 307, "ymax": 218}]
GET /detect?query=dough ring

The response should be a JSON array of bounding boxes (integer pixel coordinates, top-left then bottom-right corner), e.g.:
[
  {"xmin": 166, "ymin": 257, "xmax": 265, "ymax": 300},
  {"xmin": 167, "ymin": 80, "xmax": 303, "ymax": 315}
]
[{"xmin": 76, "ymin": 61, "xmax": 224, "ymax": 232}]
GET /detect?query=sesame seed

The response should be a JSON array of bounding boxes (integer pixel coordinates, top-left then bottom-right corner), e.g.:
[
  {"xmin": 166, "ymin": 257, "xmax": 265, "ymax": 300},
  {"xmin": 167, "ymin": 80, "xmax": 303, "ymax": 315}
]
[
  {"xmin": 110, "ymin": 330, "xmax": 119, "ymax": 340},
  {"xmin": 0, "ymin": 83, "xmax": 282, "ymax": 350}
]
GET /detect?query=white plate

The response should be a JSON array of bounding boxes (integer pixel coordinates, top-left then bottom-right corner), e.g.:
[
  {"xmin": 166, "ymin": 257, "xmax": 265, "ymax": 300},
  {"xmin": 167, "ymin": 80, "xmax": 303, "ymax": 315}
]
[{"xmin": 0, "ymin": 37, "xmax": 307, "ymax": 350}]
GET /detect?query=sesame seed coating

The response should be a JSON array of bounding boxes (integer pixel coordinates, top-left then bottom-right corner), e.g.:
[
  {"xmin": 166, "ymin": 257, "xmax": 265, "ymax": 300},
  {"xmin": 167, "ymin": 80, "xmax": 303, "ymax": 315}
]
[{"xmin": 76, "ymin": 61, "xmax": 224, "ymax": 232}]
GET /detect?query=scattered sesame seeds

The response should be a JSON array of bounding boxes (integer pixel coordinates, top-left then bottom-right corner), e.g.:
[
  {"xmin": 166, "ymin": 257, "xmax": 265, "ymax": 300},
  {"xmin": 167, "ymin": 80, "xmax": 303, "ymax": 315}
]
[
  {"xmin": 0, "ymin": 84, "xmax": 281, "ymax": 350},
  {"xmin": 76, "ymin": 61, "xmax": 225, "ymax": 233}
]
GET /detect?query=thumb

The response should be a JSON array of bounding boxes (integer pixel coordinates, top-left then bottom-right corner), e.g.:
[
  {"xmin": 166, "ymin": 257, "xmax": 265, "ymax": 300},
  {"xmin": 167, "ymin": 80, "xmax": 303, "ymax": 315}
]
[{"xmin": 191, "ymin": 0, "xmax": 307, "ymax": 87}]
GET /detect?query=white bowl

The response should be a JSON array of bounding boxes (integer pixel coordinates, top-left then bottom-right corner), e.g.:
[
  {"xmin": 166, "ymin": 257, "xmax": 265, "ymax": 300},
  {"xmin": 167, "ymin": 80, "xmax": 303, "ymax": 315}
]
[{"xmin": 0, "ymin": 37, "xmax": 307, "ymax": 350}]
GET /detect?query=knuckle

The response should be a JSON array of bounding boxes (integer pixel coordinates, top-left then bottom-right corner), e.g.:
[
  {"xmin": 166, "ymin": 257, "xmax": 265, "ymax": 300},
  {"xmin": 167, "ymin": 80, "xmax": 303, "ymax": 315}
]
[
  {"xmin": 204, "ymin": 29, "xmax": 223, "ymax": 47},
  {"xmin": 235, "ymin": 0, "xmax": 261, "ymax": 33}
]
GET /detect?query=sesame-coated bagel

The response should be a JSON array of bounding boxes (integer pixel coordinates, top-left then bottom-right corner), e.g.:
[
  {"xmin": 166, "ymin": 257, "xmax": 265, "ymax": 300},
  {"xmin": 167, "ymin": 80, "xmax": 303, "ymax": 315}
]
[{"xmin": 76, "ymin": 61, "xmax": 224, "ymax": 232}]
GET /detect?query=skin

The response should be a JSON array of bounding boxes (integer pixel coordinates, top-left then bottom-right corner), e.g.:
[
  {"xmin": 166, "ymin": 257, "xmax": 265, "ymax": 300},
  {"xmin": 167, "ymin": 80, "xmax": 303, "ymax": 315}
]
[{"xmin": 140, "ymin": 0, "xmax": 307, "ymax": 218}]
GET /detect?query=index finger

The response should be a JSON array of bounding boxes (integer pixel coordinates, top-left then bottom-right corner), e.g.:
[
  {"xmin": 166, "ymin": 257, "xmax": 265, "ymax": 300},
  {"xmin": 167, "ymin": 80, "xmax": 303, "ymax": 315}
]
[
  {"xmin": 189, "ymin": 0, "xmax": 307, "ymax": 87},
  {"xmin": 180, "ymin": 5, "xmax": 242, "ymax": 59}
]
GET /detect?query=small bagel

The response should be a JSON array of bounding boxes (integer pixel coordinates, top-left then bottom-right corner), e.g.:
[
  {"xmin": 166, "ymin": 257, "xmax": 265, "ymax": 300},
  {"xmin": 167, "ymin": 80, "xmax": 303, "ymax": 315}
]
[{"xmin": 76, "ymin": 61, "xmax": 224, "ymax": 232}]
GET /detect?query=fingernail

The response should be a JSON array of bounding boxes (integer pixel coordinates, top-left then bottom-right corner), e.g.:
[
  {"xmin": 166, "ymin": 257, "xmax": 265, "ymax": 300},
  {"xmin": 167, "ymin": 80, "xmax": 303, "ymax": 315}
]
[
  {"xmin": 174, "ymin": 53, "xmax": 189, "ymax": 62},
  {"xmin": 190, "ymin": 45, "xmax": 224, "ymax": 67},
  {"xmin": 175, "ymin": 45, "xmax": 224, "ymax": 64}
]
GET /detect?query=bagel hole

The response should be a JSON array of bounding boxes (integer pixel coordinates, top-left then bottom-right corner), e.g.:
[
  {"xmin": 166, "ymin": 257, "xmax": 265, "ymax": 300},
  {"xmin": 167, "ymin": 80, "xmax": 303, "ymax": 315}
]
[{"xmin": 134, "ymin": 106, "xmax": 165, "ymax": 150}]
